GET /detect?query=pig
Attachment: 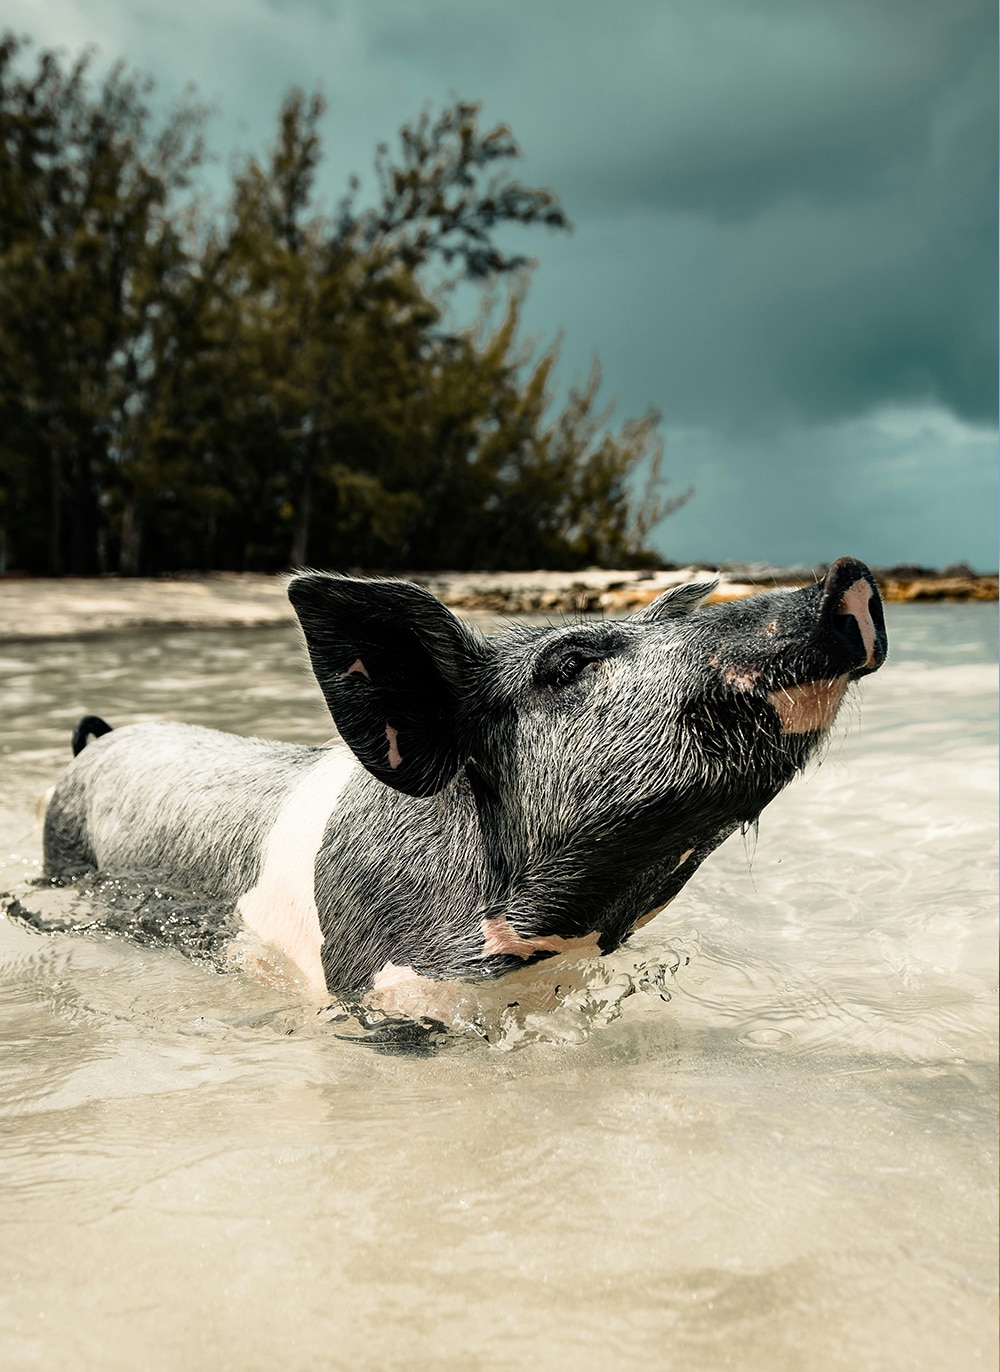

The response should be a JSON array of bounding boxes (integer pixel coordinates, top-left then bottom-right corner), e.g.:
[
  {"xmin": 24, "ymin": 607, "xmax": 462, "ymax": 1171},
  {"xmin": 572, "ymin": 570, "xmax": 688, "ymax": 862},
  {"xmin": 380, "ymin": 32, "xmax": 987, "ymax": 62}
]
[{"xmin": 42, "ymin": 556, "xmax": 887, "ymax": 999}]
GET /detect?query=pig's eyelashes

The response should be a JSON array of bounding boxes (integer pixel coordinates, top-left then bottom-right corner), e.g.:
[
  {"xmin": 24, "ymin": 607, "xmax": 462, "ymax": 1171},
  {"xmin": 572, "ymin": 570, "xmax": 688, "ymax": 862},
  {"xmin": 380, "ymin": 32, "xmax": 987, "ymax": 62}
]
[
  {"xmin": 537, "ymin": 651, "xmax": 605, "ymax": 690},
  {"xmin": 532, "ymin": 625, "xmax": 626, "ymax": 691}
]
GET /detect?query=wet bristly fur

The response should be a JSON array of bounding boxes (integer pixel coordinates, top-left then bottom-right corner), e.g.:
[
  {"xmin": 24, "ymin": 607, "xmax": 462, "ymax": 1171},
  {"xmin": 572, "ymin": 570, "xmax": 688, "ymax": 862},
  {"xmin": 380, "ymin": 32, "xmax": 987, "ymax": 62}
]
[{"xmin": 42, "ymin": 561, "xmax": 886, "ymax": 996}]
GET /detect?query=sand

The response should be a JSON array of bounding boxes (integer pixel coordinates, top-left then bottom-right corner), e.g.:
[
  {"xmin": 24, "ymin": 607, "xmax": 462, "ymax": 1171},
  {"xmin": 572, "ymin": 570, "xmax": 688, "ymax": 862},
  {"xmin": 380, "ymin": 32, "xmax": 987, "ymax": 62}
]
[{"xmin": 0, "ymin": 566, "xmax": 994, "ymax": 640}]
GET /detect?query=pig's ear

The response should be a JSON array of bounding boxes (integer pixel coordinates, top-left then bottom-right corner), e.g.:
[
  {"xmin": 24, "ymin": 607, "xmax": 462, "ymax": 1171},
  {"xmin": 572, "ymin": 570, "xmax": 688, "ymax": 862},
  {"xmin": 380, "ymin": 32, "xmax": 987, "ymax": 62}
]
[
  {"xmin": 287, "ymin": 573, "xmax": 488, "ymax": 797},
  {"xmin": 631, "ymin": 579, "xmax": 718, "ymax": 623}
]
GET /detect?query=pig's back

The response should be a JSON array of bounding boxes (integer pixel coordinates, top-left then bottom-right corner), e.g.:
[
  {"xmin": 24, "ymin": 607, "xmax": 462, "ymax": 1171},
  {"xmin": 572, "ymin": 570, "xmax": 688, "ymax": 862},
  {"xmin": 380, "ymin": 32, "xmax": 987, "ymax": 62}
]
[{"xmin": 43, "ymin": 721, "xmax": 324, "ymax": 899}]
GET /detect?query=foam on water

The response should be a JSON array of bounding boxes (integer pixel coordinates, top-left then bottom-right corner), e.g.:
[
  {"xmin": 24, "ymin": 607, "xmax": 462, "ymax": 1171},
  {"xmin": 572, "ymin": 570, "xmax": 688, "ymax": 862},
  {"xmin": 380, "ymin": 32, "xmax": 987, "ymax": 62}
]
[{"xmin": 0, "ymin": 605, "xmax": 995, "ymax": 1370}]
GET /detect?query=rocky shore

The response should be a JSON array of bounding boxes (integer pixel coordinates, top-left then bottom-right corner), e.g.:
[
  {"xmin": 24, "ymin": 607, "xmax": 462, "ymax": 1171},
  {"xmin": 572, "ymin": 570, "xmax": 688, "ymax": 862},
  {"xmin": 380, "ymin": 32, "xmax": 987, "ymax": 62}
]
[
  {"xmin": 0, "ymin": 564, "xmax": 994, "ymax": 641},
  {"xmin": 419, "ymin": 563, "xmax": 999, "ymax": 615}
]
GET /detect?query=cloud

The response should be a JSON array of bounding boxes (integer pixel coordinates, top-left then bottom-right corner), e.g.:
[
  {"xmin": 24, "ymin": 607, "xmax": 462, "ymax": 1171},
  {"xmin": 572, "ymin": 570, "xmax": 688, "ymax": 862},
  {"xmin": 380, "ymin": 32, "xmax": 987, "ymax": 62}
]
[
  {"xmin": 516, "ymin": 163, "xmax": 995, "ymax": 434},
  {"xmin": 654, "ymin": 407, "xmax": 998, "ymax": 570},
  {"xmin": 361, "ymin": 0, "xmax": 997, "ymax": 426},
  {"xmin": 365, "ymin": 0, "xmax": 992, "ymax": 214}
]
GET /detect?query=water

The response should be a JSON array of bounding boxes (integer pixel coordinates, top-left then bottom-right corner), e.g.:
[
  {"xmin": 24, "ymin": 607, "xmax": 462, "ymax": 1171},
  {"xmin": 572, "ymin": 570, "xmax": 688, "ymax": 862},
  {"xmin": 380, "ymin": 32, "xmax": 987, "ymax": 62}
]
[{"xmin": 0, "ymin": 604, "xmax": 996, "ymax": 1371}]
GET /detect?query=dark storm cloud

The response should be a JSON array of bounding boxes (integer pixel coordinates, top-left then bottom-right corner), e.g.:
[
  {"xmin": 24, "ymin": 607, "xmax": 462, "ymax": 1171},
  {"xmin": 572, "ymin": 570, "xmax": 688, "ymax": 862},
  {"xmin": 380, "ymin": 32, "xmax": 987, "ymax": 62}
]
[
  {"xmin": 358, "ymin": 0, "xmax": 996, "ymax": 428},
  {"xmin": 366, "ymin": 0, "xmax": 991, "ymax": 218}
]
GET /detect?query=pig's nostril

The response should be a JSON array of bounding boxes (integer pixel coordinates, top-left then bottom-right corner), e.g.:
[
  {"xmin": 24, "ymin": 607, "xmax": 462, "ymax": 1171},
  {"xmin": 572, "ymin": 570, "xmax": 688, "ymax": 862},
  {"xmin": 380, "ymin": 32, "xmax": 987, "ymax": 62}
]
[{"xmin": 830, "ymin": 611, "xmax": 863, "ymax": 663}]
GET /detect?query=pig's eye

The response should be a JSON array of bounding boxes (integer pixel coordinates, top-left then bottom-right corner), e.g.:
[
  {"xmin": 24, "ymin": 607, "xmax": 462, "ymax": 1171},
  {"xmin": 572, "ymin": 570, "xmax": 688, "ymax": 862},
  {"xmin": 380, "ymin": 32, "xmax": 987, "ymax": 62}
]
[
  {"xmin": 534, "ymin": 629, "xmax": 623, "ymax": 691},
  {"xmin": 539, "ymin": 651, "xmax": 603, "ymax": 690}
]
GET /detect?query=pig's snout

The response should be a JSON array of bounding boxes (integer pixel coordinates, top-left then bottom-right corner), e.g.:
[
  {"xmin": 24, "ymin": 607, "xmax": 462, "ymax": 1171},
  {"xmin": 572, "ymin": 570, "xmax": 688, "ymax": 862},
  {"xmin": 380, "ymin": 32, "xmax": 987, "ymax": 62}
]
[{"xmin": 820, "ymin": 557, "xmax": 887, "ymax": 677}]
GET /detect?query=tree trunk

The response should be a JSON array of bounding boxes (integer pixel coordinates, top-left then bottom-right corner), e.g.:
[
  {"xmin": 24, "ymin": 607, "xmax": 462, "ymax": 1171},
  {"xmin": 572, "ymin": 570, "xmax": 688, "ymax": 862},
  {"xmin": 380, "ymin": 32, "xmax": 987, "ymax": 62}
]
[
  {"xmin": 69, "ymin": 438, "xmax": 99, "ymax": 575},
  {"xmin": 290, "ymin": 455, "xmax": 312, "ymax": 567},
  {"xmin": 203, "ymin": 509, "xmax": 216, "ymax": 572},
  {"xmin": 48, "ymin": 445, "xmax": 62, "ymax": 576},
  {"xmin": 119, "ymin": 492, "xmax": 142, "ymax": 576}
]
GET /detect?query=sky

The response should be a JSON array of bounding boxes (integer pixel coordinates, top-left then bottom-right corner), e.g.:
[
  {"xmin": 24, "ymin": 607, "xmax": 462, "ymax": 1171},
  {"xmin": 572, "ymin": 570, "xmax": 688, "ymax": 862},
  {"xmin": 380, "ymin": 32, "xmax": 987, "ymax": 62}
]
[{"xmin": 5, "ymin": 0, "xmax": 997, "ymax": 569}]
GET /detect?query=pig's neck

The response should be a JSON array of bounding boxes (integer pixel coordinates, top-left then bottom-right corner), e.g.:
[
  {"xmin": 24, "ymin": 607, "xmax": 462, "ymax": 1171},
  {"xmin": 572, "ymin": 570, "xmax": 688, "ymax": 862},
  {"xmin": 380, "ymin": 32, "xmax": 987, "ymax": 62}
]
[
  {"xmin": 316, "ymin": 767, "xmax": 500, "ymax": 991},
  {"xmin": 317, "ymin": 770, "xmax": 726, "ymax": 993}
]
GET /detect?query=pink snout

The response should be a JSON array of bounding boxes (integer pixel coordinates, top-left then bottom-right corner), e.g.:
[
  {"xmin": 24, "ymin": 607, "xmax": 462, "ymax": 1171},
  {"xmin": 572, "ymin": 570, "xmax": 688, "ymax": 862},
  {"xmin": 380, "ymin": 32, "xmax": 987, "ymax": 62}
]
[{"xmin": 836, "ymin": 577, "xmax": 878, "ymax": 668}]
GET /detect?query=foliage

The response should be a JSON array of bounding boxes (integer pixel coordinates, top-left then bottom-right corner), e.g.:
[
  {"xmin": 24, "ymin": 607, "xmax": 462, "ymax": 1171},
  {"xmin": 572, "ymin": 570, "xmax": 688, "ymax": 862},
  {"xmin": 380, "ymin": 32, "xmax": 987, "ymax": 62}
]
[{"xmin": 0, "ymin": 33, "xmax": 687, "ymax": 575}]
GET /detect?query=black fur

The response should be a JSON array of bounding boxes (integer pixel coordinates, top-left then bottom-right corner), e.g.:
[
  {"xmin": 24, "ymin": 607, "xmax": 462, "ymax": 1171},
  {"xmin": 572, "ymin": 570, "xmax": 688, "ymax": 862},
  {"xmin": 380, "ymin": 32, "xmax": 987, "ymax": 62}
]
[{"xmin": 71, "ymin": 715, "xmax": 113, "ymax": 756}]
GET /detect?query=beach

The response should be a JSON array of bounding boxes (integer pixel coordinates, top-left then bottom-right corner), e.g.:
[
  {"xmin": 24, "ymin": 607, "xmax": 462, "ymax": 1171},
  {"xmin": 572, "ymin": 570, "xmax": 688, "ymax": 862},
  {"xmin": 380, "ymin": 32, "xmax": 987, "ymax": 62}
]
[{"xmin": 0, "ymin": 564, "xmax": 995, "ymax": 640}]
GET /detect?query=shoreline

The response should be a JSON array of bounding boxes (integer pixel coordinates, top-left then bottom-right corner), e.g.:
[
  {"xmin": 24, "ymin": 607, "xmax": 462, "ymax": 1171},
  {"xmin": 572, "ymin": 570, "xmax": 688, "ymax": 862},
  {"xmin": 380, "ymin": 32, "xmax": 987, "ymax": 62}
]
[{"xmin": 0, "ymin": 566, "xmax": 995, "ymax": 641}]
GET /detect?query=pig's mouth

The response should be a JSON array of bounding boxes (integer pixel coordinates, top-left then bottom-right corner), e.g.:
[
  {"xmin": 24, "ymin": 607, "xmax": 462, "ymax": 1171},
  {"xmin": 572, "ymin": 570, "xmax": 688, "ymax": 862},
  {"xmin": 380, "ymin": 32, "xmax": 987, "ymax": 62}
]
[
  {"xmin": 765, "ymin": 558, "xmax": 886, "ymax": 735},
  {"xmin": 765, "ymin": 676, "xmax": 847, "ymax": 735},
  {"xmin": 714, "ymin": 557, "xmax": 887, "ymax": 737}
]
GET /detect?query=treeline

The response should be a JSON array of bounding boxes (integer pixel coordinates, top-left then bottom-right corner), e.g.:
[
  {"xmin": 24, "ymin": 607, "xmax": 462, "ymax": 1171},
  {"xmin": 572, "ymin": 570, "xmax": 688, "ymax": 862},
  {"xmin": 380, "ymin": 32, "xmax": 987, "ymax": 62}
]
[{"xmin": 0, "ymin": 34, "xmax": 686, "ymax": 576}]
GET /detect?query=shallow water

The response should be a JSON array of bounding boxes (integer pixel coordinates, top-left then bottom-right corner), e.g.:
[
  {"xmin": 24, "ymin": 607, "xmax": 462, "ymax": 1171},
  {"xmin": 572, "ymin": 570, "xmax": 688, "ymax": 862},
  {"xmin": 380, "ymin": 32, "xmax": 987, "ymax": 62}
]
[{"xmin": 0, "ymin": 604, "xmax": 996, "ymax": 1371}]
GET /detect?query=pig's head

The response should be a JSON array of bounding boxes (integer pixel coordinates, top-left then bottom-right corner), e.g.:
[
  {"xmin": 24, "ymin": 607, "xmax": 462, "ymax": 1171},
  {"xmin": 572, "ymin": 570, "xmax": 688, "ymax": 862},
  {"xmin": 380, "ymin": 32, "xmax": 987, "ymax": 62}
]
[{"xmin": 289, "ymin": 557, "xmax": 886, "ymax": 966}]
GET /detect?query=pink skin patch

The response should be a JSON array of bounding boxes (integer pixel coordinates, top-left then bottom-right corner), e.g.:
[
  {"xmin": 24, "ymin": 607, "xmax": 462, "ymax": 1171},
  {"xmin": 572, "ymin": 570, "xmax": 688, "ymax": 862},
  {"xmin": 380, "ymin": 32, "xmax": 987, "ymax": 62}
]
[
  {"xmin": 724, "ymin": 665, "xmax": 760, "ymax": 692},
  {"xmin": 767, "ymin": 676, "xmax": 848, "ymax": 733},
  {"xmin": 385, "ymin": 724, "xmax": 402, "ymax": 769},
  {"xmin": 631, "ymin": 895, "xmax": 675, "ymax": 932},
  {"xmin": 630, "ymin": 848, "xmax": 692, "ymax": 930},
  {"xmin": 372, "ymin": 961, "xmax": 420, "ymax": 991},
  {"xmin": 345, "ymin": 658, "xmax": 369, "ymax": 677},
  {"xmin": 481, "ymin": 914, "xmax": 602, "ymax": 960},
  {"xmin": 837, "ymin": 578, "xmax": 878, "ymax": 667}
]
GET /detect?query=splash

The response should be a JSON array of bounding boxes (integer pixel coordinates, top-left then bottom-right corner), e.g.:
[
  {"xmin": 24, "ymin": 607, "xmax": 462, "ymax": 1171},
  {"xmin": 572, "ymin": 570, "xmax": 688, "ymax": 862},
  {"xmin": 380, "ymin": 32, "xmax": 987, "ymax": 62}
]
[
  {"xmin": 2, "ymin": 863, "xmax": 236, "ymax": 964},
  {"xmin": 340, "ymin": 943, "xmax": 687, "ymax": 1051},
  {"xmin": 2, "ymin": 858, "xmax": 688, "ymax": 1052}
]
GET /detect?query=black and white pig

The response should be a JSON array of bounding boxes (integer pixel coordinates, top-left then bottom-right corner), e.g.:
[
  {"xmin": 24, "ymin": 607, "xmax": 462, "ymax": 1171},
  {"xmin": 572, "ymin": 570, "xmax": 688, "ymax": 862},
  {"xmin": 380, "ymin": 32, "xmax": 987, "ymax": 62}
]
[{"xmin": 42, "ymin": 556, "xmax": 886, "ymax": 999}]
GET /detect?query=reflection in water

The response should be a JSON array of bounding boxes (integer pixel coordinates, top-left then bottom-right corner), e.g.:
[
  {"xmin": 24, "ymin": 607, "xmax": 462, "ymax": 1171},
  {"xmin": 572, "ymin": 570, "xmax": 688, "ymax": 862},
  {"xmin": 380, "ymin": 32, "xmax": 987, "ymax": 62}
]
[{"xmin": 0, "ymin": 604, "xmax": 996, "ymax": 1370}]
